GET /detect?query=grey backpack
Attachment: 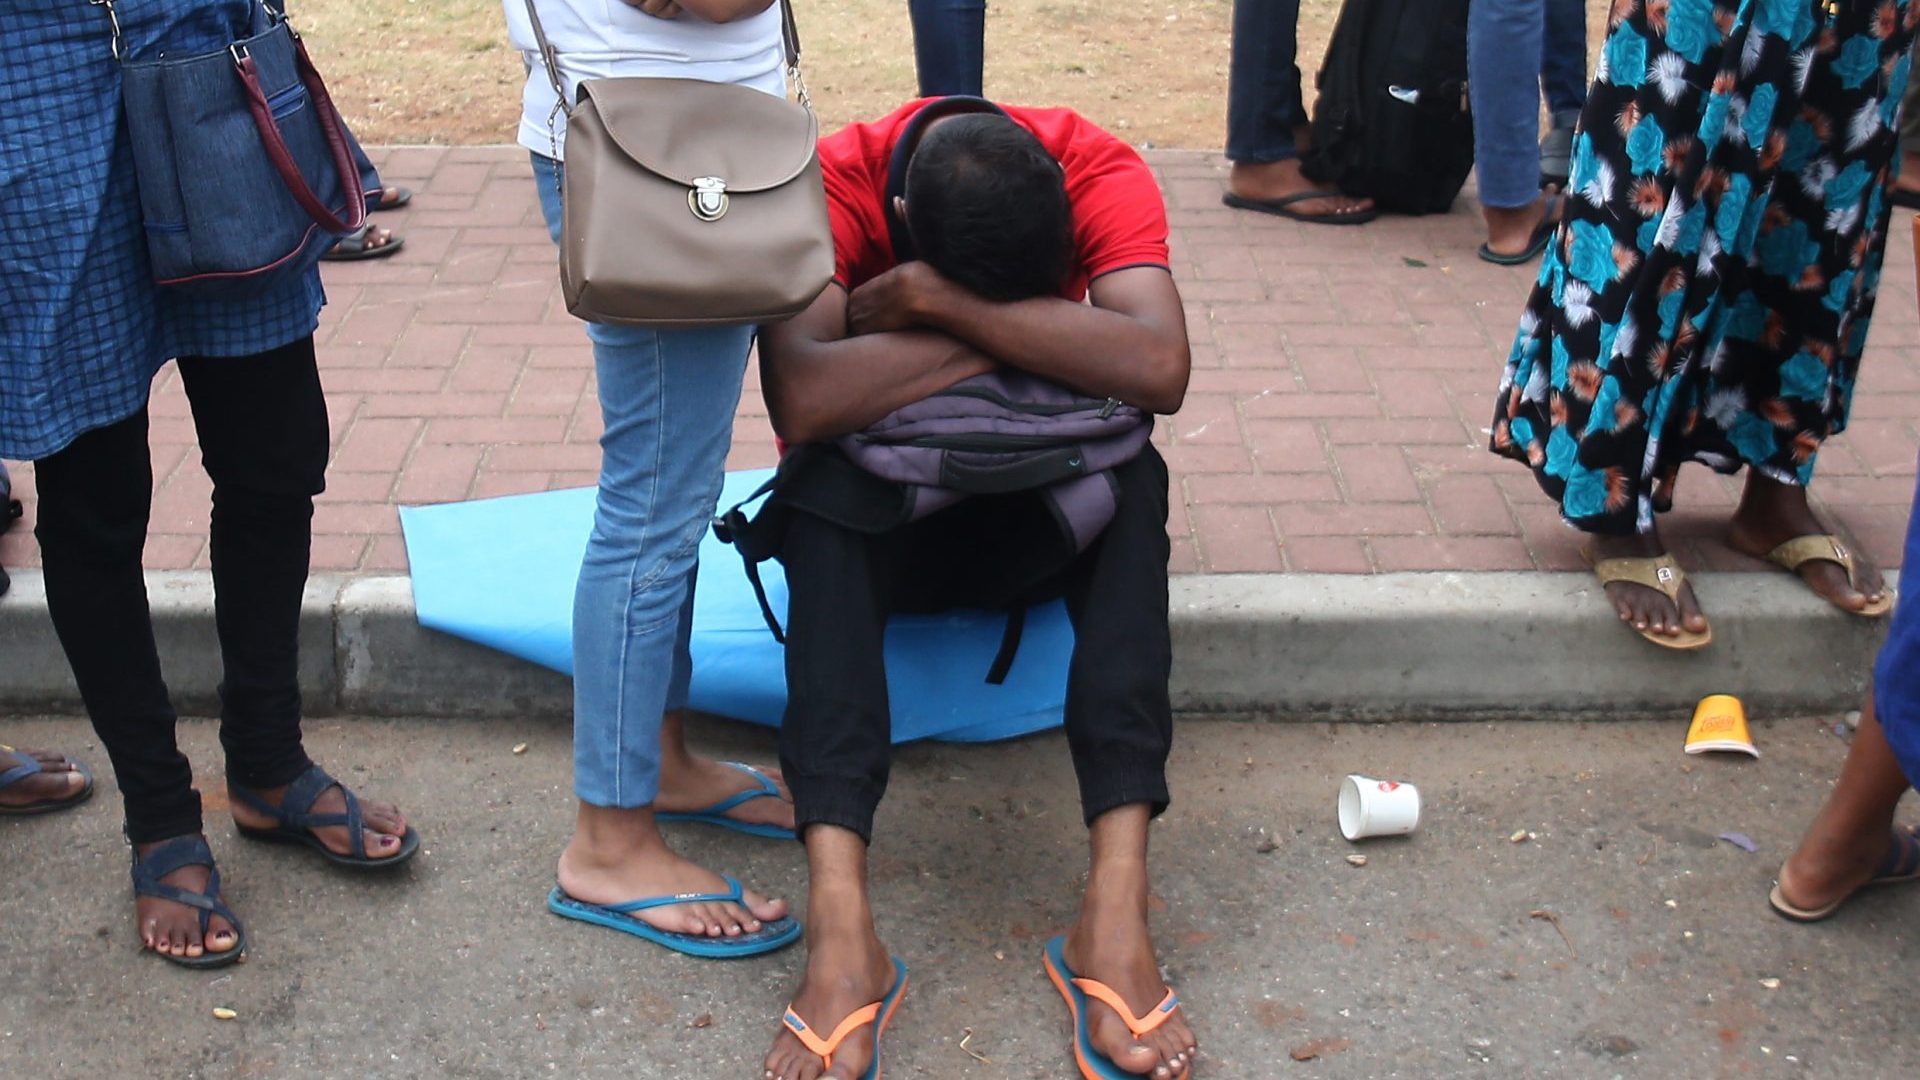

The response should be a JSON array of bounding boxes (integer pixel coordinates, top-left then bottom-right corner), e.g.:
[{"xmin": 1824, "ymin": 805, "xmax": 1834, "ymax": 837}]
[
  {"xmin": 834, "ymin": 369, "xmax": 1151, "ymax": 550},
  {"xmin": 715, "ymin": 369, "xmax": 1151, "ymax": 679}
]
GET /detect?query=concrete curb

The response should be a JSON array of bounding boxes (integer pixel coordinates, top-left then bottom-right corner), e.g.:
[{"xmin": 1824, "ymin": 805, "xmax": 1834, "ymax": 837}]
[{"xmin": 0, "ymin": 569, "xmax": 1897, "ymax": 720}]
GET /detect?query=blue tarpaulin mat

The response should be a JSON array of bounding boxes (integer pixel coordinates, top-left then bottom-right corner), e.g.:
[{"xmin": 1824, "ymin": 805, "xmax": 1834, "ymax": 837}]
[{"xmin": 398, "ymin": 469, "xmax": 1070, "ymax": 743}]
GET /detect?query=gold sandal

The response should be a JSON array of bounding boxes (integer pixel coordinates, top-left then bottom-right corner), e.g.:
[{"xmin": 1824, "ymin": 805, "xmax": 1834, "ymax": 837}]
[
  {"xmin": 1590, "ymin": 552, "xmax": 1714, "ymax": 651},
  {"xmin": 1763, "ymin": 535, "xmax": 1895, "ymax": 618}
]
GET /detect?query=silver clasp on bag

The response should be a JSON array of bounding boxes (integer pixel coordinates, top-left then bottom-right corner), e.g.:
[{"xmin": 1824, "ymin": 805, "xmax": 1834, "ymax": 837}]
[{"xmin": 689, "ymin": 177, "xmax": 730, "ymax": 222}]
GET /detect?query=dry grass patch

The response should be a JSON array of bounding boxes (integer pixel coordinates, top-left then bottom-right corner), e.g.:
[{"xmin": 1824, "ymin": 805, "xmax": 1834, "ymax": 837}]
[
  {"xmin": 296, "ymin": 0, "xmax": 1348, "ymax": 147},
  {"xmin": 300, "ymin": 0, "xmax": 1608, "ymax": 148}
]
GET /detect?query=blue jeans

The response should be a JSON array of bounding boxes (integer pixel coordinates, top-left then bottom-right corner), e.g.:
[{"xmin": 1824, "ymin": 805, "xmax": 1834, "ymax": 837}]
[
  {"xmin": 1468, "ymin": 0, "xmax": 1588, "ymax": 208},
  {"xmin": 532, "ymin": 153, "xmax": 754, "ymax": 808},
  {"xmin": 909, "ymin": 0, "xmax": 986, "ymax": 96},
  {"xmin": 1226, "ymin": 0, "xmax": 1309, "ymax": 164}
]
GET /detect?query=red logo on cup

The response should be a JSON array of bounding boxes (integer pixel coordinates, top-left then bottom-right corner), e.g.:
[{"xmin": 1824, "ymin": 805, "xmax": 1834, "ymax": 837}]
[{"xmin": 1378, "ymin": 782, "xmax": 1399, "ymax": 792}]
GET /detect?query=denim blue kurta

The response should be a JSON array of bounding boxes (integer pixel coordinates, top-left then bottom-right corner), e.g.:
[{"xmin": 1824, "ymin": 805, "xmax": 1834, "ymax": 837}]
[{"xmin": 0, "ymin": 0, "xmax": 325, "ymax": 461}]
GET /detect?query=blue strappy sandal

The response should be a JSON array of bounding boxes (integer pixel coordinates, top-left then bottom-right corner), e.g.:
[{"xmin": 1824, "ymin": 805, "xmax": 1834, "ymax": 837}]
[
  {"xmin": 547, "ymin": 877, "xmax": 802, "ymax": 959},
  {"xmin": 130, "ymin": 835, "xmax": 246, "ymax": 970},
  {"xmin": 657, "ymin": 761, "xmax": 796, "ymax": 840},
  {"xmin": 0, "ymin": 746, "xmax": 93, "ymax": 816},
  {"xmin": 229, "ymin": 764, "xmax": 421, "ymax": 869}
]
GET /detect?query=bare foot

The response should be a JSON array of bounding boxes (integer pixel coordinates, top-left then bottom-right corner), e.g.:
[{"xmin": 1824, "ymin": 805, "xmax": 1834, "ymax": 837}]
[
  {"xmin": 0, "ymin": 747, "xmax": 86, "ymax": 808},
  {"xmin": 1727, "ymin": 472, "xmax": 1889, "ymax": 613},
  {"xmin": 230, "ymin": 773, "xmax": 410, "ymax": 860},
  {"xmin": 657, "ymin": 755, "xmax": 794, "ymax": 833},
  {"xmin": 763, "ymin": 886, "xmax": 895, "ymax": 1080},
  {"xmin": 1482, "ymin": 195, "xmax": 1558, "ymax": 259},
  {"xmin": 1227, "ymin": 159, "xmax": 1373, "ymax": 220},
  {"xmin": 559, "ymin": 804, "xmax": 787, "ymax": 938},
  {"xmin": 133, "ymin": 837, "xmax": 240, "ymax": 961},
  {"xmin": 1592, "ymin": 530, "xmax": 1710, "ymax": 639}
]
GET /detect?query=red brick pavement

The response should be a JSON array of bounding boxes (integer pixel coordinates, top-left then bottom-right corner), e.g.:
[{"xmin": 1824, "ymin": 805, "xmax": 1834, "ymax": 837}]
[{"xmin": 2, "ymin": 146, "xmax": 1915, "ymax": 576}]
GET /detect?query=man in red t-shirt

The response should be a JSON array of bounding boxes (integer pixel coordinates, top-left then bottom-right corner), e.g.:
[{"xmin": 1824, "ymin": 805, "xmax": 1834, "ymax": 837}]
[{"xmin": 755, "ymin": 98, "xmax": 1198, "ymax": 1080}]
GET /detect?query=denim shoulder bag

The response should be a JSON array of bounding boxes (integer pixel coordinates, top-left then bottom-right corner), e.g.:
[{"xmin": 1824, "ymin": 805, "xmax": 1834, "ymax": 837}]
[
  {"xmin": 92, "ymin": 0, "xmax": 369, "ymax": 297},
  {"xmin": 523, "ymin": 0, "xmax": 834, "ymax": 327}
]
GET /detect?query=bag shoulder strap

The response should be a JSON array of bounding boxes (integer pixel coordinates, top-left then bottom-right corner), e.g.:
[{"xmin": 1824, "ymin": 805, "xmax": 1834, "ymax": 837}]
[{"xmin": 521, "ymin": 0, "xmax": 803, "ymax": 117}]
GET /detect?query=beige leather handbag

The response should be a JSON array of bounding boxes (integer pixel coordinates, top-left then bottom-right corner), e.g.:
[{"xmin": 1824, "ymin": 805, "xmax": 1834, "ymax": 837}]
[{"xmin": 523, "ymin": 0, "xmax": 834, "ymax": 327}]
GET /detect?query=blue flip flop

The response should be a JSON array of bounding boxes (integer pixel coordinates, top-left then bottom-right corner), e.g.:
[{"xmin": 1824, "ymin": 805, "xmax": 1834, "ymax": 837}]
[
  {"xmin": 1042, "ymin": 935, "xmax": 1186, "ymax": 1080},
  {"xmin": 547, "ymin": 876, "xmax": 801, "ymax": 959},
  {"xmin": 657, "ymin": 761, "xmax": 796, "ymax": 840},
  {"xmin": 782, "ymin": 956, "xmax": 909, "ymax": 1080},
  {"xmin": 0, "ymin": 747, "xmax": 93, "ymax": 816},
  {"xmin": 130, "ymin": 834, "xmax": 247, "ymax": 970}
]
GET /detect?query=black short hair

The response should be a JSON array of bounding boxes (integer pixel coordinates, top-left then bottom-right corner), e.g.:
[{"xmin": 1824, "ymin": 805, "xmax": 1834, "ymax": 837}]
[{"xmin": 903, "ymin": 114, "xmax": 1075, "ymax": 302}]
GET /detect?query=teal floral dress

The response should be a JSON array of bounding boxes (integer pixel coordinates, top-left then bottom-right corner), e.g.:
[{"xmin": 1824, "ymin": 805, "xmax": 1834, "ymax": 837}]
[{"xmin": 1492, "ymin": 0, "xmax": 1916, "ymax": 534}]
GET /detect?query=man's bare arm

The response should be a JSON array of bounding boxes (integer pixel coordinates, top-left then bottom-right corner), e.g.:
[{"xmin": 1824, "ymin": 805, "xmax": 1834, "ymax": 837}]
[
  {"xmin": 760, "ymin": 284, "xmax": 996, "ymax": 445},
  {"xmin": 847, "ymin": 264, "xmax": 1191, "ymax": 414}
]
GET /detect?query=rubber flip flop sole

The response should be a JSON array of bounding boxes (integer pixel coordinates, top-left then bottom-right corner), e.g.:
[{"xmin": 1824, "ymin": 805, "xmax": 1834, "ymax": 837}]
[
  {"xmin": 654, "ymin": 811, "xmax": 797, "ymax": 840},
  {"xmin": 547, "ymin": 886, "xmax": 802, "ymax": 959},
  {"xmin": 0, "ymin": 764, "xmax": 94, "ymax": 816},
  {"xmin": 1222, "ymin": 191, "xmax": 1379, "ymax": 225}
]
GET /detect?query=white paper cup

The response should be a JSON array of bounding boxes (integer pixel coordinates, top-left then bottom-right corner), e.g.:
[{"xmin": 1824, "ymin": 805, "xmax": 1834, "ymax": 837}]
[{"xmin": 1338, "ymin": 775, "xmax": 1420, "ymax": 841}]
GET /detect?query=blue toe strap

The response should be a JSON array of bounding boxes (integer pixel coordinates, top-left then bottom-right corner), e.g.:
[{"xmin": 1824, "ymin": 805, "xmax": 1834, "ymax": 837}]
[
  {"xmin": 231, "ymin": 764, "xmax": 368, "ymax": 860},
  {"xmin": 0, "ymin": 757, "xmax": 42, "ymax": 792},
  {"xmin": 694, "ymin": 764, "xmax": 781, "ymax": 817},
  {"xmin": 605, "ymin": 875, "xmax": 746, "ymax": 914}
]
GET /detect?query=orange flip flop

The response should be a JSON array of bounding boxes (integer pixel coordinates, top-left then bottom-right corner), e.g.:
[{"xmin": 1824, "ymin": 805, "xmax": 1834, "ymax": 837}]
[
  {"xmin": 1043, "ymin": 935, "xmax": 1187, "ymax": 1079},
  {"xmin": 781, "ymin": 958, "xmax": 909, "ymax": 1080}
]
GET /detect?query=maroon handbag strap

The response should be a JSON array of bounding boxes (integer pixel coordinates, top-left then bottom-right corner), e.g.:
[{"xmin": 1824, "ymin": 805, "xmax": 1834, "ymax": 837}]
[{"xmin": 232, "ymin": 34, "xmax": 366, "ymax": 236}]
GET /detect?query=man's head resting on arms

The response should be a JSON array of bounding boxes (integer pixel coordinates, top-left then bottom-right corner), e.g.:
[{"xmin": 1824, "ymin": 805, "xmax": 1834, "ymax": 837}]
[{"xmin": 895, "ymin": 113, "xmax": 1075, "ymax": 303}]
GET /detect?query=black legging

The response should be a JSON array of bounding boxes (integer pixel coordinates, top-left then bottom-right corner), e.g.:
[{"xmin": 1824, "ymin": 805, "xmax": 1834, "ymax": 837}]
[{"xmin": 34, "ymin": 336, "xmax": 328, "ymax": 844}]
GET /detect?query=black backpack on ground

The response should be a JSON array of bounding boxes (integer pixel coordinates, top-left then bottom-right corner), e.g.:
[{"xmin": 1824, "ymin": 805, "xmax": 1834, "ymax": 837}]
[{"xmin": 1300, "ymin": 0, "xmax": 1474, "ymax": 215}]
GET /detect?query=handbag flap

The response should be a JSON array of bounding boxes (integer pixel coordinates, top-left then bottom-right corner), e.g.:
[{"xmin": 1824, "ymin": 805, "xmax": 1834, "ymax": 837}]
[{"xmin": 577, "ymin": 78, "xmax": 819, "ymax": 194}]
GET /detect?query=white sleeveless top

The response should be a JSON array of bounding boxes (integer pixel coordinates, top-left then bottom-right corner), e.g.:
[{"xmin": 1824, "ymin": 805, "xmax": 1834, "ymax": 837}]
[{"xmin": 503, "ymin": 0, "xmax": 786, "ymax": 159}]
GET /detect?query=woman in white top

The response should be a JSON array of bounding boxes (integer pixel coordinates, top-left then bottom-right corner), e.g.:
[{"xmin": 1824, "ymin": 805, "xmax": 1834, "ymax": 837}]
[{"xmin": 506, "ymin": 0, "xmax": 800, "ymax": 958}]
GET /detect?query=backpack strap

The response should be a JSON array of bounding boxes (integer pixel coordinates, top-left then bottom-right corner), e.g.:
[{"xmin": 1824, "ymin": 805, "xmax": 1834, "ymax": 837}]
[
  {"xmin": 712, "ymin": 474, "xmax": 787, "ymax": 643},
  {"xmin": 1046, "ymin": 472, "xmax": 1123, "ymax": 553},
  {"xmin": 985, "ymin": 606, "xmax": 1025, "ymax": 686}
]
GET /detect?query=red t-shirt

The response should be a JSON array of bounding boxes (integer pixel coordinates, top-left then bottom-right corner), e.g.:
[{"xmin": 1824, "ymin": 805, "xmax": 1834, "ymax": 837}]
[{"xmin": 817, "ymin": 99, "xmax": 1171, "ymax": 301}]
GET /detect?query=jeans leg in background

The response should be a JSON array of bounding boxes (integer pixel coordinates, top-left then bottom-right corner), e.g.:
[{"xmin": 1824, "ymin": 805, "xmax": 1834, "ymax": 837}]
[
  {"xmin": 1227, "ymin": 0, "xmax": 1307, "ymax": 163},
  {"xmin": 34, "ymin": 411, "xmax": 201, "ymax": 844},
  {"xmin": 908, "ymin": 0, "xmax": 986, "ymax": 97},
  {"xmin": 1540, "ymin": 0, "xmax": 1588, "ymax": 119},
  {"xmin": 1468, "ymin": 0, "xmax": 1547, "ymax": 210},
  {"xmin": 178, "ymin": 337, "xmax": 328, "ymax": 792},
  {"xmin": 532, "ymin": 153, "xmax": 753, "ymax": 809}
]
